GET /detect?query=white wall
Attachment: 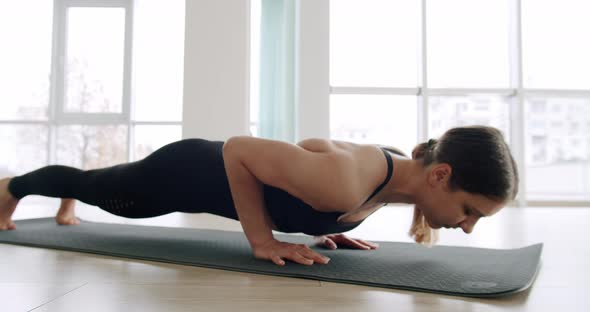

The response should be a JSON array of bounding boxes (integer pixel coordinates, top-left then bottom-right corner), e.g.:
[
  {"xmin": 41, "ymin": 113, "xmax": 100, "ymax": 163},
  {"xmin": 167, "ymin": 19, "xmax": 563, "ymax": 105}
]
[
  {"xmin": 181, "ymin": 0, "xmax": 331, "ymax": 142},
  {"xmin": 296, "ymin": 0, "xmax": 330, "ymax": 140},
  {"xmin": 182, "ymin": 0, "xmax": 251, "ymax": 141}
]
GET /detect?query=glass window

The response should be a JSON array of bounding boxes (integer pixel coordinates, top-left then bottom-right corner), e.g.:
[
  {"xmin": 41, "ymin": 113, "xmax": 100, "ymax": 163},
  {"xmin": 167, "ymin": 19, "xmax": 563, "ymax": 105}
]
[
  {"xmin": 522, "ymin": 0, "xmax": 590, "ymax": 89},
  {"xmin": 428, "ymin": 95, "xmax": 511, "ymax": 139},
  {"xmin": 133, "ymin": 0, "xmax": 185, "ymax": 122},
  {"xmin": 326, "ymin": 0, "xmax": 590, "ymax": 203},
  {"xmin": 0, "ymin": 0, "xmax": 53, "ymax": 120},
  {"xmin": 427, "ymin": 0, "xmax": 510, "ymax": 88},
  {"xmin": 330, "ymin": 0, "xmax": 419, "ymax": 87},
  {"xmin": 65, "ymin": 7, "xmax": 126, "ymax": 113},
  {"xmin": 0, "ymin": 125, "xmax": 48, "ymax": 174},
  {"xmin": 330, "ymin": 95, "xmax": 418, "ymax": 155},
  {"xmin": 133, "ymin": 125, "xmax": 182, "ymax": 161},
  {"xmin": 56, "ymin": 125, "xmax": 128, "ymax": 169},
  {"xmin": 249, "ymin": 124, "xmax": 259, "ymax": 137},
  {"xmin": 525, "ymin": 97, "xmax": 590, "ymax": 200}
]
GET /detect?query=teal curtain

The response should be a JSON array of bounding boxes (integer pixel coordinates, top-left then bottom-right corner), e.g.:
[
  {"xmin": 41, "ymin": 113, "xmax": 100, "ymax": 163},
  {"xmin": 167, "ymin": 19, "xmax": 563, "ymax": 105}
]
[{"xmin": 259, "ymin": 0, "xmax": 296, "ymax": 142}]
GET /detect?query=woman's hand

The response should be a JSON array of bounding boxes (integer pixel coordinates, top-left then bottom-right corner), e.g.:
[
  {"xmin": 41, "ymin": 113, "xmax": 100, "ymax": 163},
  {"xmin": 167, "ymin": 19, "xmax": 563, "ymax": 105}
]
[
  {"xmin": 252, "ymin": 238, "xmax": 331, "ymax": 266},
  {"xmin": 314, "ymin": 234, "xmax": 379, "ymax": 250}
]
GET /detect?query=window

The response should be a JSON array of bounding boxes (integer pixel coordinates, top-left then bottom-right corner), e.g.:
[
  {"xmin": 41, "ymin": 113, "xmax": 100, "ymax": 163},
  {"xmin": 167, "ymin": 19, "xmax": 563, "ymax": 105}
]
[
  {"xmin": 330, "ymin": 0, "xmax": 419, "ymax": 88},
  {"xmin": 0, "ymin": 0, "xmax": 184, "ymax": 177},
  {"xmin": 522, "ymin": 0, "xmax": 590, "ymax": 89},
  {"xmin": 63, "ymin": 7, "xmax": 127, "ymax": 115},
  {"xmin": 427, "ymin": 0, "xmax": 510, "ymax": 88},
  {"xmin": 0, "ymin": 0, "xmax": 53, "ymax": 175},
  {"xmin": 325, "ymin": 0, "xmax": 590, "ymax": 204},
  {"xmin": 330, "ymin": 95, "xmax": 418, "ymax": 155},
  {"xmin": 329, "ymin": 0, "xmax": 420, "ymax": 159},
  {"xmin": 0, "ymin": 124, "xmax": 48, "ymax": 173},
  {"xmin": 0, "ymin": 1, "xmax": 53, "ymax": 122},
  {"xmin": 329, "ymin": 0, "xmax": 512, "ymax": 152},
  {"xmin": 428, "ymin": 95, "xmax": 510, "ymax": 139},
  {"xmin": 525, "ymin": 98, "xmax": 590, "ymax": 201}
]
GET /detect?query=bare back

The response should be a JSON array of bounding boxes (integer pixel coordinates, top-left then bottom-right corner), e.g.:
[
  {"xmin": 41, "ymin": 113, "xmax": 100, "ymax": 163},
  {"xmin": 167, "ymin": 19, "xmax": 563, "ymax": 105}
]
[
  {"xmin": 224, "ymin": 136, "xmax": 397, "ymax": 224},
  {"xmin": 294, "ymin": 139, "xmax": 392, "ymax": 221}
]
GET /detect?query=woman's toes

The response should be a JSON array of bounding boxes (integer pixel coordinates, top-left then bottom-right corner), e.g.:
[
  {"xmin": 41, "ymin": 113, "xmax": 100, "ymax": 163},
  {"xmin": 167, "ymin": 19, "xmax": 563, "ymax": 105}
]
[
  {"xmin": 56, "ymin": 216, "xmax": 81, "ymax": 226},
  {"xmin": 0, "ymin": 222, "xmax": 16, "ymax": 231}
]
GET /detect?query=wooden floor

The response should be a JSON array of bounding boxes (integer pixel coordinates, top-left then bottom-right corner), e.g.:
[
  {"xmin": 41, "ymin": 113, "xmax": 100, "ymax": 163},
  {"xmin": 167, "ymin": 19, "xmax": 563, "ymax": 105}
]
[{"xmin": 1, "ymin": 198, "xmax": 588, "ymax": 312}]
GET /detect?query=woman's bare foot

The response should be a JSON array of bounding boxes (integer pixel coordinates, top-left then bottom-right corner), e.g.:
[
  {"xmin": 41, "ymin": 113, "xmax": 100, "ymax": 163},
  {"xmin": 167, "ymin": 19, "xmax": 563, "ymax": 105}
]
[
  {"xmin": 55, "ymin": 198, "xmax": 81, "ymax": 226},
  {"xmin": 0, "ymin": 177, "xmax": 19, "ymax": 230}
]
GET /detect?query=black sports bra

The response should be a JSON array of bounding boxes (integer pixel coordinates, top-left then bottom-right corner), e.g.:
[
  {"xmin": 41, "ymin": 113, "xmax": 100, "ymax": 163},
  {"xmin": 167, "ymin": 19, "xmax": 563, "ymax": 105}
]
[
  {"xmin": 362, "ymin": 147, "xmax": 394, "ymax": 204},
  {"xmin": 262, "ymin": 146, "xmax": 395, "ymax": 236}
]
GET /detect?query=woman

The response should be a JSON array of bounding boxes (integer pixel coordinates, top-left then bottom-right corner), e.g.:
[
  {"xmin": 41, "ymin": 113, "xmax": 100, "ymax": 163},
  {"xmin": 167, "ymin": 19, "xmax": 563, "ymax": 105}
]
[{"xmin": 0, "ymin": 125, "xmax": 518, "ymax": 267}]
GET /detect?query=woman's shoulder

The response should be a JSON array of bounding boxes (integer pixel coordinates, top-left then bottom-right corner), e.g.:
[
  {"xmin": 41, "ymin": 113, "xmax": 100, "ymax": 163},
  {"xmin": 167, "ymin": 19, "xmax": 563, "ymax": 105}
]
[
  {"xmin": 228, "ymin": 136, "xmax": 394, "ymax": 212},
  {"xmin": 294, "ymin": 139, "xmax": 395, "ymax": 211},
  {"xmin": 296, "ymin": 138, "xmax": 392, "ymax": 170},
  {"xmin": 296, "ymin": 138, "xmax": 371, "ymax": 155}
]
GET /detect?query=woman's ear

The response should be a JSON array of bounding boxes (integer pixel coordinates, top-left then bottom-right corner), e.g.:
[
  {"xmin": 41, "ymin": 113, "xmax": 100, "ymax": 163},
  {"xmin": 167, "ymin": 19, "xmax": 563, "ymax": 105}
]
[{"xmin": 427, "ymin": 163, "xmax": 452, "ymax": 186}]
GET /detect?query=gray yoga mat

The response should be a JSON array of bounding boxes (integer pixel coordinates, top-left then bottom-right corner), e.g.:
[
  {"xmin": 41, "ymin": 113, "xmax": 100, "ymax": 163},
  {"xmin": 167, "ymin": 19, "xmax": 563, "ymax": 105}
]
[{"xmin": 0, "ymin": 217, "xmax": 542, "ymax": 298}]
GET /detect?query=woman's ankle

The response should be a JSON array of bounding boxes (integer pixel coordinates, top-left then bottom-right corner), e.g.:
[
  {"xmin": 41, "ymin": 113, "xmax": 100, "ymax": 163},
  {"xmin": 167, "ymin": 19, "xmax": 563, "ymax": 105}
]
[{"xmin": 1, "ymin": 178, "xmax": 18, "ymax": 201}]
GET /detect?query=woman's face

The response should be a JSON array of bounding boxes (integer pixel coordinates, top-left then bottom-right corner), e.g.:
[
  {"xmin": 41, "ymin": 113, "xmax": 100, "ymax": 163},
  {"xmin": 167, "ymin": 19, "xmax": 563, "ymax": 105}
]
[{"xmin": 416, "ymin": 163, "xmax": 505, "ymax": 234}]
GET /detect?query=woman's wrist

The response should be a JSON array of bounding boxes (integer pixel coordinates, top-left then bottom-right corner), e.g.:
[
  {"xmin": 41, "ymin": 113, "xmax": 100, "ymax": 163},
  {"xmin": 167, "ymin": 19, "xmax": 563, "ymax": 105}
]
[{"xmin": 250, "ymin": 237, "xmax": 276, "ymax": 250}]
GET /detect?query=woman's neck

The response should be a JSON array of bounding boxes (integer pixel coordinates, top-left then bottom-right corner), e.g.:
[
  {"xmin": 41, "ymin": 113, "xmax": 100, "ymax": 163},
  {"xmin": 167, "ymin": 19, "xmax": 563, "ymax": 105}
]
[{"xmin": 374, "ymin": 155, "xmax": 424, "ymax": 205}]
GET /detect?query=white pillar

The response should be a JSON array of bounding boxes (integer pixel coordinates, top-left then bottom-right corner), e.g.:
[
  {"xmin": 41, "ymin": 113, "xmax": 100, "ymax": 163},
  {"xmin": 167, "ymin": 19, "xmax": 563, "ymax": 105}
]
[
  {"xmin": 182, "ymin": 0, "xmax": 251, "ymax": 141},
  {"xmin": 296, "ymin": 0, "xmax": 330, "ymax": 140}
]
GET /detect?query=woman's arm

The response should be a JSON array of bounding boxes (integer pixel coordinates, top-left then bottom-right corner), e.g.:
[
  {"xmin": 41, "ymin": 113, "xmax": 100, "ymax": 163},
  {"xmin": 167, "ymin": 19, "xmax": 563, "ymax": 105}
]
[
  {"xmin": 222, "ymin": 136, "xmax": 334, "ymax": 266},
  {"xmin": 222, "ymin": 140, "xmax": 275, "ymax": 249}
]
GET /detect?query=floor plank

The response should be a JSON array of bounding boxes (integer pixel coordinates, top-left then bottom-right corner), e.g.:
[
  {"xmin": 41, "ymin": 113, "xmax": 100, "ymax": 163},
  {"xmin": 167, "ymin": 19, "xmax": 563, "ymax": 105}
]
[
  {"xmin": 1, "ymin": 204, "xmax": 588, "ymax": 311},
  {"xmin": 0, "ymin": 283, "xmax": 85, "ymax": 312}
]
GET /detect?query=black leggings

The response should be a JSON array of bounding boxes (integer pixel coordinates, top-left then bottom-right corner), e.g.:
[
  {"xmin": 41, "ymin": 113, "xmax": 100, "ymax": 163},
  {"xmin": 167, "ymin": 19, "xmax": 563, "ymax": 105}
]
[{"xmin": 7, "ymin": 139, "xmax": 239, "ymax": 220}]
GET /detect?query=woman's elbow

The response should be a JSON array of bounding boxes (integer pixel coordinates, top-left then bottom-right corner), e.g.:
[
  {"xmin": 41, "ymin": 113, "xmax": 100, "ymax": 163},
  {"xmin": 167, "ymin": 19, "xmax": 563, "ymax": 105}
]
[{"xmin": 223, "ymin": 136, "xmax": 245, "ymax": 154}]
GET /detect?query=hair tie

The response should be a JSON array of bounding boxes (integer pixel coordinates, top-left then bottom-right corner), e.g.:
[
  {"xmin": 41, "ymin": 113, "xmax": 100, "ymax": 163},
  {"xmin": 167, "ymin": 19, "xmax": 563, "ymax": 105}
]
[{"xmin": 427, "ymin": 139, "xmax": 435, "ymax": 149}]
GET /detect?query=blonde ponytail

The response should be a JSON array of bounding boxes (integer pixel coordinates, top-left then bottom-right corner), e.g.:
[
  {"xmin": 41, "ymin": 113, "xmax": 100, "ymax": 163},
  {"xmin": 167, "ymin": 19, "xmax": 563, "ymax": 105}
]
[
  {"xmin": 408, "ymin": 138, "xmax": 439, "ymax": 247},
  {"xmin": 408, "ymin": 206, "xmax": 439, "ymax": 247}
]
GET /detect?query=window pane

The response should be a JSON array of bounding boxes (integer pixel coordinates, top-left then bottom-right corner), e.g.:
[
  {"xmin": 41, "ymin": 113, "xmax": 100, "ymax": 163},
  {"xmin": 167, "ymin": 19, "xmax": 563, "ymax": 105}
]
[
  {"xmin": 133, "ymin": 0, "xmax": 185, "ymax": 121},
  {"xmin": 56, "ymin": 125, "xmax": 127, "ymax": 169},
  {"xmin": 330, "ymin": 95, "xmax": 418, "ymax": 155},
  {"xmin": 522, "ymin": 0, "xmax": 590, "ymax": 89},
  {"xmin": 250, "ymin": 124, "xmax": 259, "ymax": 137},
  {"xmin": 0, "ymin": 1, "xmax": 52, "ymax": 120},
  {"xmin": 133, "ymin": 125, "xmax": 182, "ymax": 161},
  {"xmin": 65, "ymin": 7, "xmax": 126, "ymax": 113},
  {"xmin": 427, "ymin": 0, "xmax": 510, "ymax": 88},
  {"xmin": 330, "ymin": 0, "xmax": 419, "ymax": 87},
  {"xmin": 525, "ymin": 98, "xmax": 590, "ymax": 200},
  {"xmin": 0, "ymin": 125, "xmax": 48, "ymax": 174},
  {"xmin": 428, "ymin": 95, "xmax": 511, "ymax": 140}
]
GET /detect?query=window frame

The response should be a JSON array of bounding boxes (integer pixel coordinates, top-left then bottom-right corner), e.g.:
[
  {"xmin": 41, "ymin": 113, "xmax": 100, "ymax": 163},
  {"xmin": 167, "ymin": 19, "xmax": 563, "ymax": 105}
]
[
  {"xmin": 0, "ymin": 0, "xmax": 184, "ymax": 167},
  {"xmin": 49, "ymin": 0, "xmax": 138, "ymax": 163},
  {"xmin": 300, "ymin": 0, "xmax": 590, "ymax": 206},
  {"xmin": 52, "ymin": 0, "xmax": 133, "ymax": 125}
]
